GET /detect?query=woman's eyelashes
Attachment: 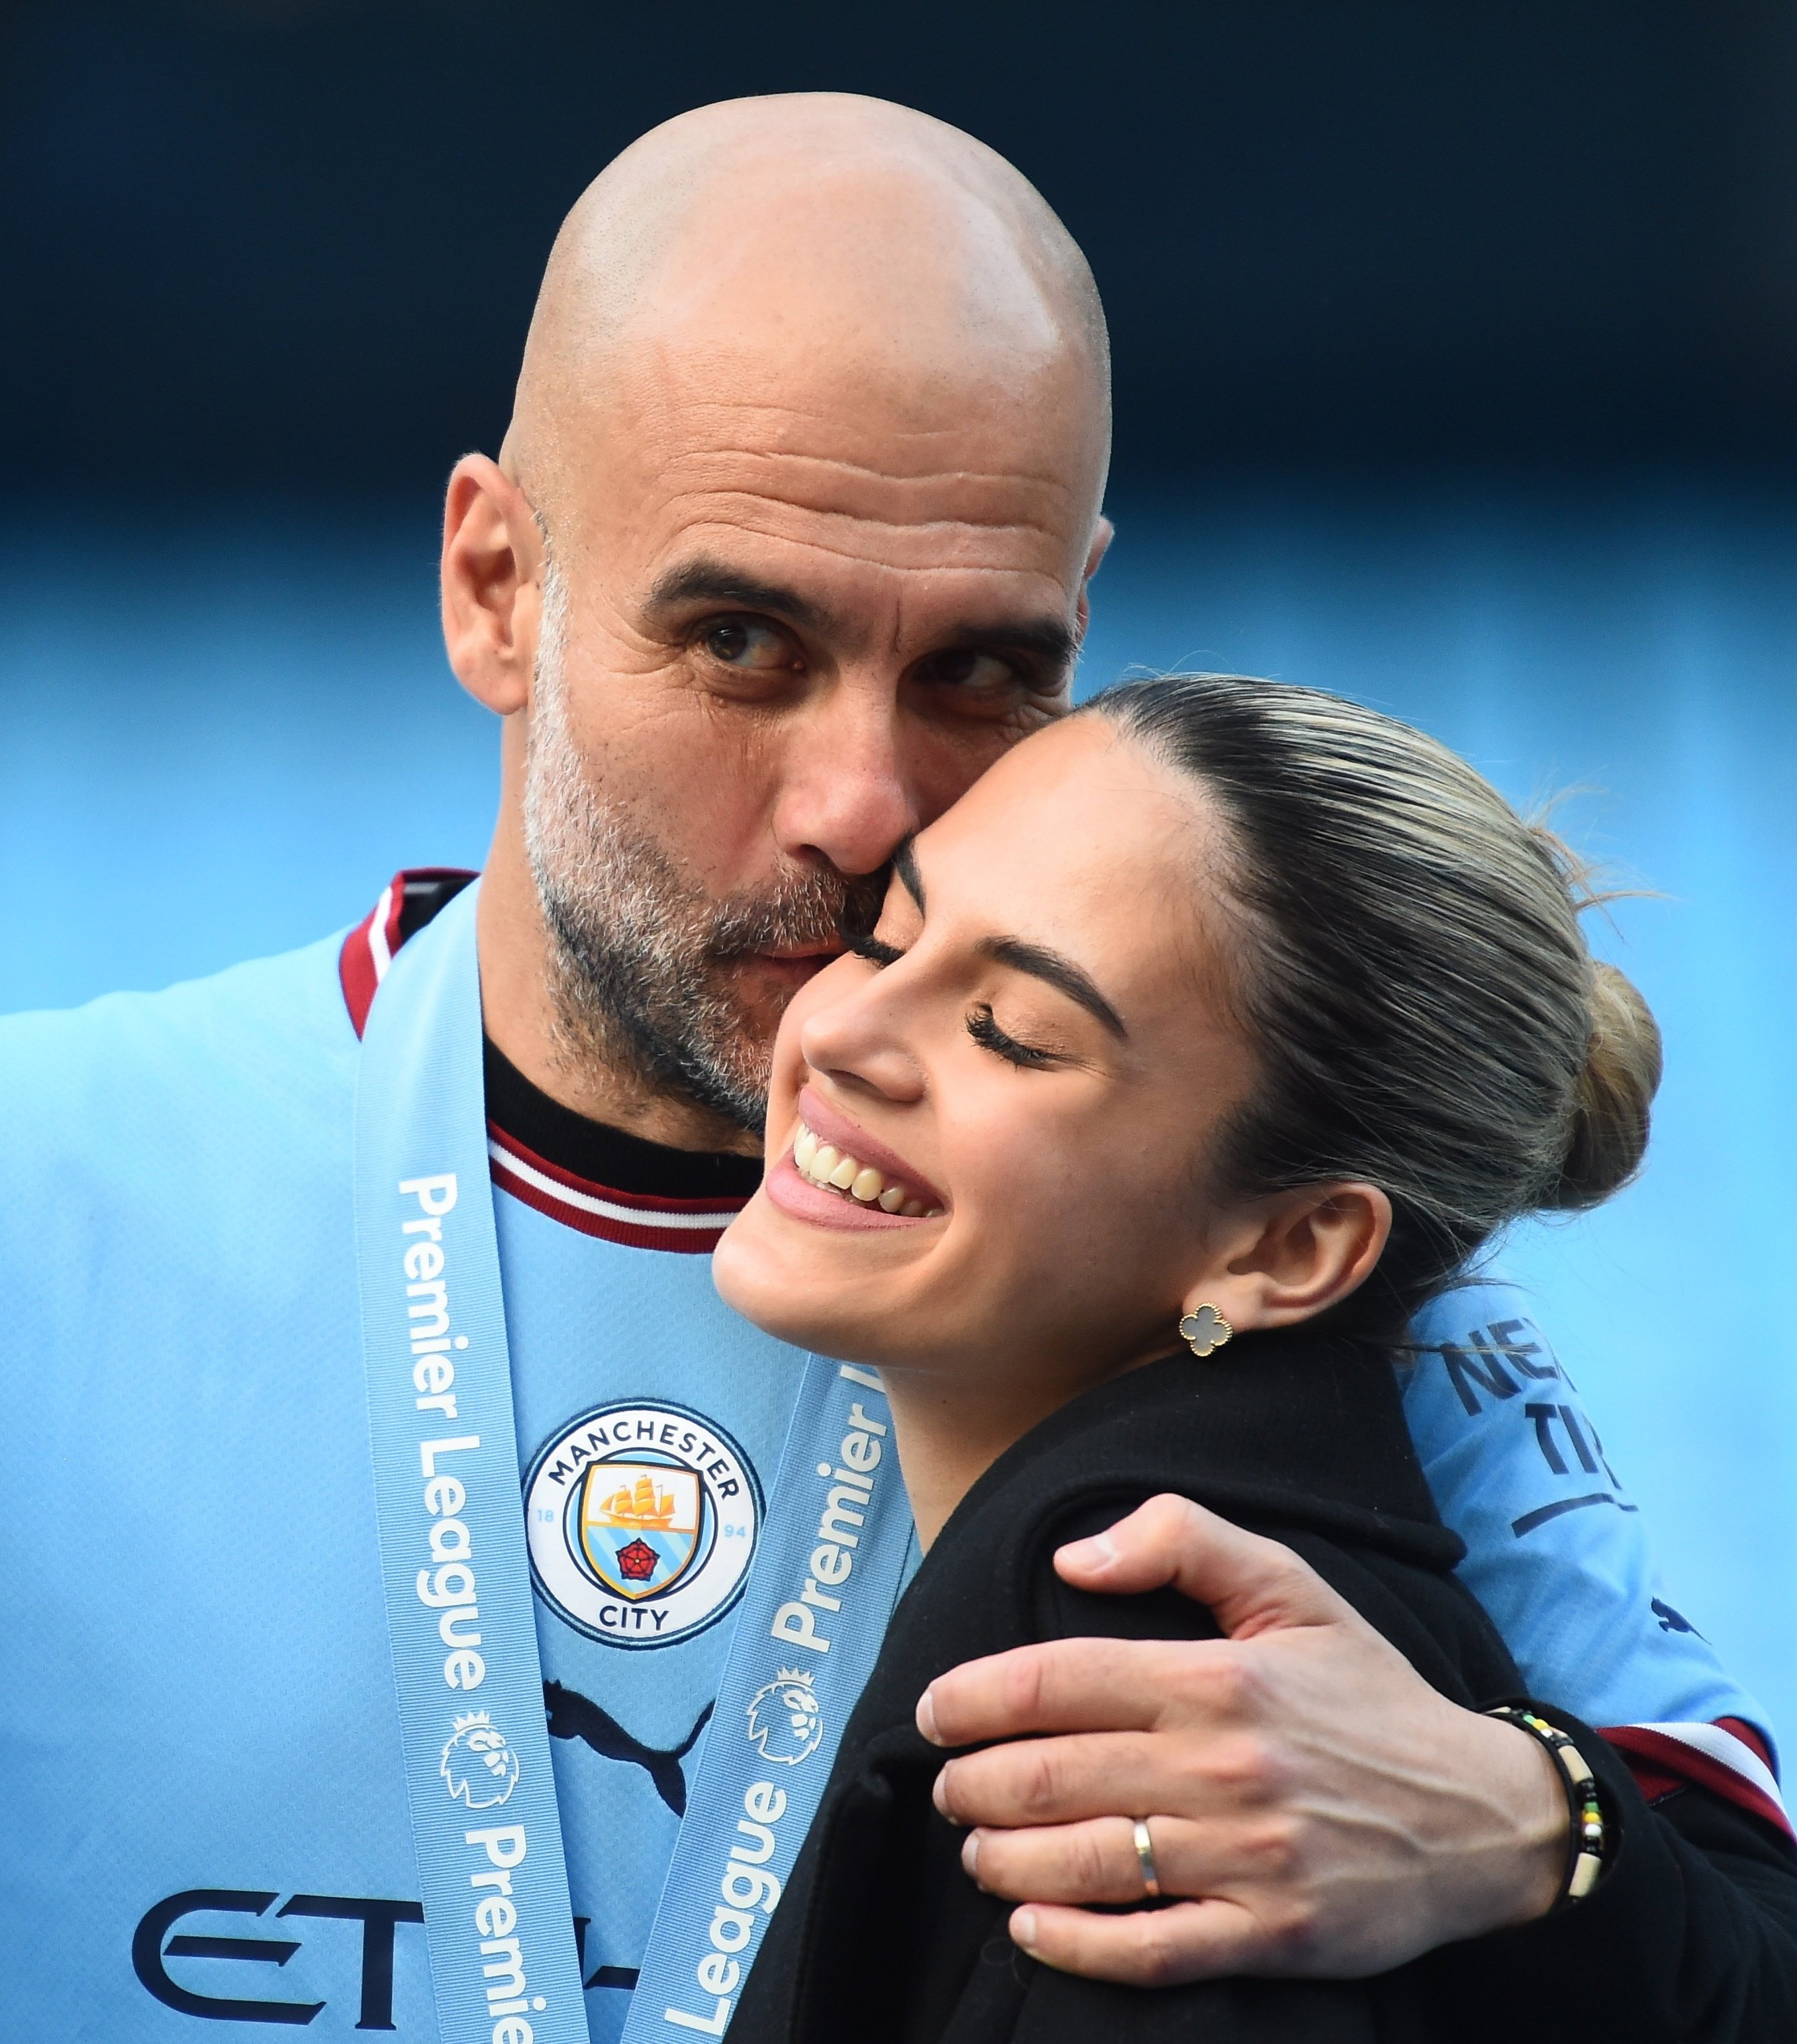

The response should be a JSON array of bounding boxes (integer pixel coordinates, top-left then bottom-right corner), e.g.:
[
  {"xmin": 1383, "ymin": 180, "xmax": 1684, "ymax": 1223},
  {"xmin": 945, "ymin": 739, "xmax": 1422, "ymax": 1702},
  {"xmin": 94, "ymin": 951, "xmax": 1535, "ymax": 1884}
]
[
  {"xmin": 845, "ymin": 934, "xmax": 1072, "ymax": 1068},
  {"xmin": 967, "ymin": 1004, "xmax": 1061, "ymax": 1069}
]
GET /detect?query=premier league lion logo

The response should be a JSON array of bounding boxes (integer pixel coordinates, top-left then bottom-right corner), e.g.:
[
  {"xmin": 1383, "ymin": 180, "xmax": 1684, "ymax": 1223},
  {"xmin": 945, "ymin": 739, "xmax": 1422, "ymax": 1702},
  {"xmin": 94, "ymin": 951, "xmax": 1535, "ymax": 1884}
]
[
  {"xmin": 440, "ymin": 1711, "xmax": 521, "ymax": 1808},
  {"xmin": 745, "ymin": 1669, "xmax": 824, "ymax": 1765}
]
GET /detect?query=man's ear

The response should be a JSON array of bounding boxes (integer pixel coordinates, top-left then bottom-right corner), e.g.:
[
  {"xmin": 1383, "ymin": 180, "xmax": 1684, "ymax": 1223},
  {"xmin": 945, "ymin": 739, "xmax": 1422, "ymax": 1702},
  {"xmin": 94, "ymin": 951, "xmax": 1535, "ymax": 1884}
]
[
  {"xmin": 441, "ymin": 454, "xmax": 545, "ymax": 717},
  {"xmin": 1182, "ymin": 1183, "xmax": 1392, "ymax": 1335},
  {"xmin": 1073, "ymin": 515, "xmax": 1114, "ymax": 646}
]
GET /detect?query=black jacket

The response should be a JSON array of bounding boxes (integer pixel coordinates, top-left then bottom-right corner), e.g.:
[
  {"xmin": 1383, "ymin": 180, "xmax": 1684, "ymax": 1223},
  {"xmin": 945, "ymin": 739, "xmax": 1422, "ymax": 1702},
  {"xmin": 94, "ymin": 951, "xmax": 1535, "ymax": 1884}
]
[{"xmin": 732, "ymin": 1332, "xmax": 1797, "ymax": 2044}]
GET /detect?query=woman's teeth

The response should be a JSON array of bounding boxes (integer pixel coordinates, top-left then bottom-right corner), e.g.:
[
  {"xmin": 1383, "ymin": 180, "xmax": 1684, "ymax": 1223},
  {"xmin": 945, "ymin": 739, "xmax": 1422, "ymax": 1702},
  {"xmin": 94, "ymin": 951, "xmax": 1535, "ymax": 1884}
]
[{"xmin": 793, "ymin": 1122, "xmax": 941, "ymax": 1218}]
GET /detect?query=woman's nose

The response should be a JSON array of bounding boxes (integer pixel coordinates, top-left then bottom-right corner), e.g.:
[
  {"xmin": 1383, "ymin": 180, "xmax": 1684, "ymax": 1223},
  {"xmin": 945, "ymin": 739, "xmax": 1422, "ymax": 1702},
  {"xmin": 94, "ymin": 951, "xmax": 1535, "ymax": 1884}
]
[{"xmin": 797, "ymin": 972, "xmax": 926, "ymax": 1106}]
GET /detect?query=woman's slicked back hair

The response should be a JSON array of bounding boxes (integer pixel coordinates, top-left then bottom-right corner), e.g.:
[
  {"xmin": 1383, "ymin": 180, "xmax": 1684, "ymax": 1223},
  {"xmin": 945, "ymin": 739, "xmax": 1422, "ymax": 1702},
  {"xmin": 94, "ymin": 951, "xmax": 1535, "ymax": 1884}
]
[{"xmin": 1085, "ymin": 675, "xmax": 1661, "ymax": 1331}]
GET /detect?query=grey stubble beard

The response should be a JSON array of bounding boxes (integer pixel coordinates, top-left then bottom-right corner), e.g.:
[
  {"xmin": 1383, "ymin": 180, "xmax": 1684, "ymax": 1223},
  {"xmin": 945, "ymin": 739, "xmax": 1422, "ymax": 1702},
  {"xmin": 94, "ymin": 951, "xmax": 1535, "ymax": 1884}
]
[{"xmin": 521, "ymin": 561, "xmax": 883, "ymax": 1136}]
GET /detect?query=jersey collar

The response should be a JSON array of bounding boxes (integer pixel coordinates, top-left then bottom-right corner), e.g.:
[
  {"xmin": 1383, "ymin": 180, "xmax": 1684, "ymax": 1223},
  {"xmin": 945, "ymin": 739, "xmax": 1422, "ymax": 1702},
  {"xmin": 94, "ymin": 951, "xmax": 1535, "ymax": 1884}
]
[{"xmin": 340, "ymin": 869, "xmax": 748, "ymax": 1253}]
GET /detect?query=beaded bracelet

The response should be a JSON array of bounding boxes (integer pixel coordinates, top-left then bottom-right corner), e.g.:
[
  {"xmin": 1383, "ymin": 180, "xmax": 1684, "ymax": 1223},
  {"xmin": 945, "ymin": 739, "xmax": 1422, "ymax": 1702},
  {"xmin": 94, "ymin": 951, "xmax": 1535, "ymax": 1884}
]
[{"xmin": 1486, "ymin": 1706, "xmax": 1609, "ymax": 1907}]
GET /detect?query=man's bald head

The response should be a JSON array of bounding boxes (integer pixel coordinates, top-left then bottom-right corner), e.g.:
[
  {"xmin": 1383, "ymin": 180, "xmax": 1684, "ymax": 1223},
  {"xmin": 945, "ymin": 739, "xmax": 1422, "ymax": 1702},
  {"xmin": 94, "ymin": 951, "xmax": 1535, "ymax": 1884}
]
[
  {"xmin": 507, "ymin": 93, "xmax": 1110, "ymax": 550},
  {"xmin": 449, "ymin": 96, "xmax": 1118, "ymax": 1149}
]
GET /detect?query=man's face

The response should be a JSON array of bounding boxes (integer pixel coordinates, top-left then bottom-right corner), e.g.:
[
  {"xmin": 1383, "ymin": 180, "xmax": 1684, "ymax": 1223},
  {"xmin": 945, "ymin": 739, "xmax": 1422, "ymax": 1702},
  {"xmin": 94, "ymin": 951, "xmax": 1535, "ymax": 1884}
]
[{"xmin": 522, "ymin": 322, "xmax": 1106, "ymax": 1133}]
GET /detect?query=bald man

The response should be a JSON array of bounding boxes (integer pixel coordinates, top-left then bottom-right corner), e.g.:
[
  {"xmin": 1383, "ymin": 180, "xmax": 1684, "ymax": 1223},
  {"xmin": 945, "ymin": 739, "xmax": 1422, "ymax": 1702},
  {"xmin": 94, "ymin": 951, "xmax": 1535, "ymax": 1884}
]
[{"xmin": 5, "ymin": 95, "xmax": 1786, "ymax": 2044}]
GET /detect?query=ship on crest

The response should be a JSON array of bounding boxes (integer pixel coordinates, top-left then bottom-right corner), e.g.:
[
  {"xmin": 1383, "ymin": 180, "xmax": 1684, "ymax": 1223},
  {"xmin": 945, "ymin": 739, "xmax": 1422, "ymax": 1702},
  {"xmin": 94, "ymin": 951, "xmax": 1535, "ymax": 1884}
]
[
  {"xmin": 580, "ymin": 1459, "xmax": 703, "ymax": 1599},
  {"xmin": 597, "ymin": 1471, "xmax": 680, "ymax": 1529}
]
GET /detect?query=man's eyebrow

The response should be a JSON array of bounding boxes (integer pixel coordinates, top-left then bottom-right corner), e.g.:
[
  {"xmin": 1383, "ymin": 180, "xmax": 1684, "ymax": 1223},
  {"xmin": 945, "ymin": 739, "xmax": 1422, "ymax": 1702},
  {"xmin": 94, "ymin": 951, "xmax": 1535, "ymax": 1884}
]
[
  {"xmin": 647, "ymin": 561, "xmax": 1077, "ymax": 683},
  {"xmin": 942, "ymin": 616, "xmax": 1079, "ymax": 671},
  {"xmin": 646, "ymin": 557, "xmax": 833, "ymax": 636},
  {"xmin": 893, "ymin": 838, "xmax": 925, "ymax": 912},
  {"xmin": 977, "ymin": 936, "xmax": 1128, "ymax": 1040}
]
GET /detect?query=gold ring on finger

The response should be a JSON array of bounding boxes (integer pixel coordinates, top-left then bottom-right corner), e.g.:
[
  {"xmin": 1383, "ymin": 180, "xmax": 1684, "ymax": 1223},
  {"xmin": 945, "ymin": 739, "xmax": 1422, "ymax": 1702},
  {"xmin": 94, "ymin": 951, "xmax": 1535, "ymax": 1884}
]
[{"xmin": 1132, "ymin": 1817, "xmax": 1161, "ymax": 1899}]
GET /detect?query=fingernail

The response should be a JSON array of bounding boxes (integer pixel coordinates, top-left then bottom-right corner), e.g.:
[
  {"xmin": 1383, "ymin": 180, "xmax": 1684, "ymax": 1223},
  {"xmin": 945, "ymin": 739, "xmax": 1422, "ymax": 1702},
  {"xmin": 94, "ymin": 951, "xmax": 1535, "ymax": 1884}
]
[
  {"xmin": 916, "ymin": 1686, "xmax": 941, "ymax": 1744},
  {"xmin": 932, "ymin": 1765, "xmax": 956, "ymax": 1820},
  {"xmin": 1012, "ymin": 1908, "xmax": 1039, "ymax": 1955},
  {"xmin": 961, "ymin": 1829, "xmax": 983, "ymax": 1887},
  {"xmin": 1058, "ymin": 1531, "xmax": 1117, "ymax": 1570}
]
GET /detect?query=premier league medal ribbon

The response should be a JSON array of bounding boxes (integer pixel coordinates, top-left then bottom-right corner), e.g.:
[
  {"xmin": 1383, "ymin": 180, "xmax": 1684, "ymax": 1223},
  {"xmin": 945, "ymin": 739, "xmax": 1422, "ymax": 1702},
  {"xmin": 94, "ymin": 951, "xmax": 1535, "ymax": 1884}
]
[
  {"xmin": 620, "ymin": 1357, "xmax": 916, "ymax": 2043},
  {"xmin": 353, "ymin": 882, "xmax": 589, "ymax": 2044}
]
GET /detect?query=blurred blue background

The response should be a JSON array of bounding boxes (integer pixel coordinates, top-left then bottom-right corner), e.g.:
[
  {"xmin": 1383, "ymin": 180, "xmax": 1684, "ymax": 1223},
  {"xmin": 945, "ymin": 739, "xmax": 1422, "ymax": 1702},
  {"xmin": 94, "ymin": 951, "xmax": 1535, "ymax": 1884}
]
[{"xmin": 4, "ymin": 5, "xmax": 1794, "ymax": 1729}]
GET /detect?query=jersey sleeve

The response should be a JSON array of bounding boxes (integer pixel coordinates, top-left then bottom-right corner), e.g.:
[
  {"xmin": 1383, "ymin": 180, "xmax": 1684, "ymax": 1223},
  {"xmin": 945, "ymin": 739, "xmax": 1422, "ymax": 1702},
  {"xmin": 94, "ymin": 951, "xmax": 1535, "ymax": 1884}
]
[
  {"xmin": 1414, "ymin": 1711, "xmax": 1797, "ymax": 2044},
  {"xmin": 1402, "ymin": 1274, "xmax": 1788, "ymax": 1839}
]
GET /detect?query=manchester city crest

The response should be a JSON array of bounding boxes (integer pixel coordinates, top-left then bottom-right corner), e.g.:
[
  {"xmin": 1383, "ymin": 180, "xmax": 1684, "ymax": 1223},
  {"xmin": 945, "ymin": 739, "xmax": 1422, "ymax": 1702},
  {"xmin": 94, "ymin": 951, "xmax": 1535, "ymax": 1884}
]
[{"xmin": 524, "ymin": 1400, "xmax": 761, "ymax": 1649}]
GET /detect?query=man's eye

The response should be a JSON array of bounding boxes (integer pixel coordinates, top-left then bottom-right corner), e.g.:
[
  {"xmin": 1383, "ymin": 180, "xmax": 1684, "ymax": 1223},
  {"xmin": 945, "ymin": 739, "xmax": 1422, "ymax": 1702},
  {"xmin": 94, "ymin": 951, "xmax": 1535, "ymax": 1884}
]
[
  {"xmin": 699, "ymin": 617, "xmax": 796, "ymax": 671},
  {"xmin": 920, "ymin": 648, "xmax": 1018, "ymax": 695}
]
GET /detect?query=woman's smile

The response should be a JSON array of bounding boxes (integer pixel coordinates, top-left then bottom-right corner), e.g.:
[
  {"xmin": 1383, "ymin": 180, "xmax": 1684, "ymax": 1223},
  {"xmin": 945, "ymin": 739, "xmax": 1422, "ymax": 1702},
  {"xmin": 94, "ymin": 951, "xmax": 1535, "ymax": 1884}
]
[{"xmin": 765, "ymin": 1083, "xmax": 947, "ymax": 1230}]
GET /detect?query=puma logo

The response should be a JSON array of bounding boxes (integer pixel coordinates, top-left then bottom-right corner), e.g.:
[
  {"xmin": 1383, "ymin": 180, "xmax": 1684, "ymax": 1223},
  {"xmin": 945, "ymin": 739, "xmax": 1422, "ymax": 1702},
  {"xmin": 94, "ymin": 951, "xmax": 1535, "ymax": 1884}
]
[
  {"xmin": 1652, "ymin": 1596, "xmax": 1704, "ymax": 1639},
  {"xmin": 543, "ymin": 1680, "xmax": 715, "ymax": 1816}
]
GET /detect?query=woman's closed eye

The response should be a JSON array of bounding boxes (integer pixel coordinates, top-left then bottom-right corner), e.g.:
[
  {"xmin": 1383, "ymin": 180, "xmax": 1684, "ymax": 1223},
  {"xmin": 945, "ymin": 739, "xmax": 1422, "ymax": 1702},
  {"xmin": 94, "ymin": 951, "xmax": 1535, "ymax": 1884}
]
[
  {"xmin": 849, "ymin": 934, "xmax": 1075, "ymax": 1068},
  {"xmin": 847, "ymin": 932, "xmax": 906, "ymax": 969},
  {"xmin": 967, "ymin": 1003, "xmax": 1062, "ymax": 1069}
]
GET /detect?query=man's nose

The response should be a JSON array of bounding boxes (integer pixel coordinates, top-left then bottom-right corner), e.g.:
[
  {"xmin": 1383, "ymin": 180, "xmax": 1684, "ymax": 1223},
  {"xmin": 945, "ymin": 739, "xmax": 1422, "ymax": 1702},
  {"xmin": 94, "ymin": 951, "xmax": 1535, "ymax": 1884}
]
[{"xmin": 771, "ymin": 677, "xmax": 920, "ymax": 877}]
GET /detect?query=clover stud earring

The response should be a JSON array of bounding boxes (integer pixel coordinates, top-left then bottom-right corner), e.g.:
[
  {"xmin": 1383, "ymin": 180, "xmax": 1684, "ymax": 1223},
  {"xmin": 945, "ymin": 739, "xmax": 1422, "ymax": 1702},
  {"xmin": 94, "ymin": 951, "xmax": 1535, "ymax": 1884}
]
[{"xmin": 1179, "ymin": 1304, "xmax": 1233, "ymax": 1359}]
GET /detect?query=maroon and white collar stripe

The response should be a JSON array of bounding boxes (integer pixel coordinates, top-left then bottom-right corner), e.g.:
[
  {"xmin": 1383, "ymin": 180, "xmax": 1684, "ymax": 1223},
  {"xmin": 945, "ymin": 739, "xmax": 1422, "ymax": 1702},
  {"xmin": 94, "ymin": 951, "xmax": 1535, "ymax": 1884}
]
[
  {"xmin": 340, "ymin": 869, "xmax": 747, "ymax": 1255},
  {"xmin": 487, "ymin": 1124, "xmax": 744, "ymax": 1255},
  {"xmin": 1603, "ymin": 1716, "xmax": 1790, "ymax": 1839},
  {"xmin": 338, "ymin": 867, "xmax": 478, "ymax": 1038}
]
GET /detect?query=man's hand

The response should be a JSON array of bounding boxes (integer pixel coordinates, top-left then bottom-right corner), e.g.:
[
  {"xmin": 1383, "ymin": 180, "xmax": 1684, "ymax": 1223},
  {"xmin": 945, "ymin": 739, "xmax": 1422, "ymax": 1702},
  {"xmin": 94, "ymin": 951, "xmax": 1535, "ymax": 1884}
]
[{"xmin": 916, "ymin": 1494, "xmax": 1567, "ymax": 1986}]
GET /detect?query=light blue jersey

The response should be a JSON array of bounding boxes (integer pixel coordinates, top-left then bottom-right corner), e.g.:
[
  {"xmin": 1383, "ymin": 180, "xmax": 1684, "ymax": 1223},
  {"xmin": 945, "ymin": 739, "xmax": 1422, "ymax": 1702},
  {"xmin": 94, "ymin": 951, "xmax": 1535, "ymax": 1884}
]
[
  {"xmin": 493, "ymin": 1177, "xmax": 806, "ymax": 2039},
  {"xmin": 0, "ymin": 915, "xmax": 804, "ymax": 2041},
  {"xmin": 0, "ymin": 878, "xmax": 1780, "ymax": 2040},
  {"xmin": 1403, "ymin": 1281, "xmax": 1786, "ymax": 1829}
]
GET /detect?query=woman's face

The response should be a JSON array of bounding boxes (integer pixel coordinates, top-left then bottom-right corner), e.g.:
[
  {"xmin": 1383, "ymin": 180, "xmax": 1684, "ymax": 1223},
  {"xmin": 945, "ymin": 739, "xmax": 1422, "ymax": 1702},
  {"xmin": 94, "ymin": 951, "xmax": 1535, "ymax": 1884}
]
[{"xmin": 712, "ymin": 716, "xmax": 1264, "ymax": 1400}]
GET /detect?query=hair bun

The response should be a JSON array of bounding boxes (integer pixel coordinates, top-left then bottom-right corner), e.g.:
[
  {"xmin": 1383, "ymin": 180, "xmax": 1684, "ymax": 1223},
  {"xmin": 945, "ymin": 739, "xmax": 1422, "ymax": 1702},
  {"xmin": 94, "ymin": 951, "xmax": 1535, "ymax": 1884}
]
[{"xmin": 1549, "ymin": 961, "xmax": 1663, "ymax": 1209}]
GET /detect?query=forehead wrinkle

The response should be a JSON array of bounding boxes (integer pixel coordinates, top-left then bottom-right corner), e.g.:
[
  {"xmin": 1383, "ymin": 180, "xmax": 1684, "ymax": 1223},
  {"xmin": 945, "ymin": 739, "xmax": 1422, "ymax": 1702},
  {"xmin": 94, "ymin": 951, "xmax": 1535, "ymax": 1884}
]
[
  {"xmin": 667, "ymin": 485, "xmax": 1071, "ymax": 542},
  {"xmin": 652, "ymin": 523, "xmax": 1078, "ymax": 609},
  {"xmin": 638, "ymin": 389, "xmax": 1083, "ymax": 464},
  {"xmin": 624, "ymin": 379, "xmax": 1087, "ymax": 471},
  {"xmin": 647, "ymin": 446, "xmax": 1073, "ymax": 518},
  {"xmin": 669, "ymin": 438, "xmax": 1082, "ymax": 500},
  {"xmin": 648, "ymin": 440, "xmax": 1080, "ymax": 524}
]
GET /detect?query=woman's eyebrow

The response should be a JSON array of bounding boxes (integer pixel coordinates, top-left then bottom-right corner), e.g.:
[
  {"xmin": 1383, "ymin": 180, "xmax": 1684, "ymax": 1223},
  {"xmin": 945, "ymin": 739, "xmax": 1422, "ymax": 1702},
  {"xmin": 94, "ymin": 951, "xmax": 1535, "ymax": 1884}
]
[
  {"xmin": 977, "ymin": 936, "xmax": 1128, "ymax": 1040},
  {"xmin": 894, "ymin": 838, "xmax": 926, "ymax": 911}
]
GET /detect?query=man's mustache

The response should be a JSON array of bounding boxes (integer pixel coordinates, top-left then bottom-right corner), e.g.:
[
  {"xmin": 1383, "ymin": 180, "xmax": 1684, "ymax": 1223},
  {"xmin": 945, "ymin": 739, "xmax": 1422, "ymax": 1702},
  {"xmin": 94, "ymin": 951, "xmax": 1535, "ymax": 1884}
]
[{"xmin": 706, "ymin": 865, "xmax": 890, "ymax": 963}]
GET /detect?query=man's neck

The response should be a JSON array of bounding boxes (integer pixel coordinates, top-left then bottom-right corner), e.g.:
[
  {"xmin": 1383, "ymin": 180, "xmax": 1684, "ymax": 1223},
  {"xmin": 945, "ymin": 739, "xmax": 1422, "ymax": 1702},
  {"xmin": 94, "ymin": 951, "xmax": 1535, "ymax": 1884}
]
[
  {"xmin": 476, "ymin": 824, "xmax": 762, "ymax": 1157},
  {"xmin": 483, "ymin": 1036, "xmax": 762, "ymax": 1200}
]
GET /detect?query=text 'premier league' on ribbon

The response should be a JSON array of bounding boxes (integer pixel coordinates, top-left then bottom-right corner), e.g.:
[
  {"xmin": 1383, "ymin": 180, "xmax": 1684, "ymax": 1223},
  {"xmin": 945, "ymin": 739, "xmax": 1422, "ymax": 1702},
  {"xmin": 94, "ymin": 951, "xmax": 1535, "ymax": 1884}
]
[
  {"xmin": 354, "ymin": 882, "xmax": 589, "ymax": 2044},
  {"xmin": 622, "ymin": 1359, "xmax": 916, "ymax": 2043}
]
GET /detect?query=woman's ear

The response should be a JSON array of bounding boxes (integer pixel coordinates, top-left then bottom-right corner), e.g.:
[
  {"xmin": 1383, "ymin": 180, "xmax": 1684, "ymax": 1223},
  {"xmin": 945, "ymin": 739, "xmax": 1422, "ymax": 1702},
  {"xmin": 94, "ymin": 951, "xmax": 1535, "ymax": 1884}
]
[{"xmin": 1181, "ymin": 1182, "xmax": 1392, "ymax": 1335}]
